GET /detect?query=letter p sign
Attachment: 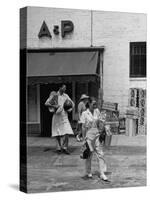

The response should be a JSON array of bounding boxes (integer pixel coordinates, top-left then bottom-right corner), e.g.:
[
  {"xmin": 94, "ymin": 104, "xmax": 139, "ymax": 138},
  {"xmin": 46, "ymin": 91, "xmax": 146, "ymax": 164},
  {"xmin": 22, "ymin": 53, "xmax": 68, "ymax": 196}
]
[{"xmin": 61, "ymin": 20, "xmax": 74, "ymax": 38}]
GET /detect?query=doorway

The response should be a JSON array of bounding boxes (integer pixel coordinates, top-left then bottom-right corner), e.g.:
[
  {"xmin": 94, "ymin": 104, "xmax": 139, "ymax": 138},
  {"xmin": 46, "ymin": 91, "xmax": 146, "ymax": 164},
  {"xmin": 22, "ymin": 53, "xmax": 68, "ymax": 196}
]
[{"xmin": 40, "ymin": 83, "xmax": 73, "ymax": 137}]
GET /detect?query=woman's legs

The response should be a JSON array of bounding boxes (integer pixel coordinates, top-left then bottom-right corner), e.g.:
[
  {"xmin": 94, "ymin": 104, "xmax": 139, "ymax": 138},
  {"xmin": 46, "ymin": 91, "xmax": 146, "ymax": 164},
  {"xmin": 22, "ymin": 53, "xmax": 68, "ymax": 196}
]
[
  {"xmin": 84, "ymin": 139, "xmax": 93, "ymax": 176},
  {"xmin": 62, "ymin": 134, "xmax": 70, "ymax": 154},
  {"xmin": 94, "ymin": 137, "xmax": 108, "ymax": 180},
  {"xmin": 55, "ymin": 135, "xmax": 70, "ymax": 154},
  {"xmin": 62, "ymin": 134, "xmax": 69, "ymax": 149},
  {"xmin": 55, "ymin": 136, "xmax": 62, "ymax": 151},
  {"xmin": 85, "ymin": 153, "xmax": 93, "ymax": 176},
  {"xmin": 76, "ymin": 123, "xmax": 83, "ymax": 141}
]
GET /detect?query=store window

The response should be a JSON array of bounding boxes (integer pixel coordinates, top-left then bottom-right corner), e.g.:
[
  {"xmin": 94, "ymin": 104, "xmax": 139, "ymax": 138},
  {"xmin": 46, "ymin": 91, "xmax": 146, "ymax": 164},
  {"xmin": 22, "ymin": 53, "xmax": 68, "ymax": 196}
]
[{"xmin": 130, "ymin": 42, "xmax": 146, "ymax": 78}]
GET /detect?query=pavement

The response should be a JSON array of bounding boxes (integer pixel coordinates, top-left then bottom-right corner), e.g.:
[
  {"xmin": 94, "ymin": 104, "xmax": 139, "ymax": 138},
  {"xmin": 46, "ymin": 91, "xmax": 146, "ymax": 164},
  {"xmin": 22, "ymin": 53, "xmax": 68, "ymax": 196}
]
[{"xmin": 27, "ymin": 135, "xmax": 146, "ymax": 193}]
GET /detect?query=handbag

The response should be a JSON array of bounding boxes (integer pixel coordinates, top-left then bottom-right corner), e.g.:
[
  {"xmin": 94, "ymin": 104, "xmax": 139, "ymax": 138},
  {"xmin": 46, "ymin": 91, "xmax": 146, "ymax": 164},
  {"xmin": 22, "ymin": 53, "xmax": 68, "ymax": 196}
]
[
  {"xmin": 80, "ymin": 142, "xmax": 91, "ymax": 159},
  {"xmin": 99, "ymin": 129, "xmax": 106, "ymax": 143}
]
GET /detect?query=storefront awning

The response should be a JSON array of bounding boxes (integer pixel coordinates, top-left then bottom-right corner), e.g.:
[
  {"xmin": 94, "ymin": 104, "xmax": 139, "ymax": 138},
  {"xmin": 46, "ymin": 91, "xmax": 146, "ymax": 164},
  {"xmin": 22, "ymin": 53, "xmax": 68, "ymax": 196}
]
[{"xmin": 27, "ymin": 51, "xmax": 99, "ymax": 77}]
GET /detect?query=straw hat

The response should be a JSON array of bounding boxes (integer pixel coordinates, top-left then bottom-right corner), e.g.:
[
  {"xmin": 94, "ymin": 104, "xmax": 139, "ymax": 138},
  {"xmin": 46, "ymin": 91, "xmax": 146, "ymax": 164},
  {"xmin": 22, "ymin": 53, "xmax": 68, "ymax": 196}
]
[{"xmin": 80, "ymin": 94, "xmax": 89, "ymax": 101}]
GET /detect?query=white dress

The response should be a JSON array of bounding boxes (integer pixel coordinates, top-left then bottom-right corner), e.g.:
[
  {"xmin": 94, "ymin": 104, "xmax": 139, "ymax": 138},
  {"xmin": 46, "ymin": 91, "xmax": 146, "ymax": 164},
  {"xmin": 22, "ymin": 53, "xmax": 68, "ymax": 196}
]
[{"xmin": 52, "ymin": 92, "xmax": 74, "ymax": 137}]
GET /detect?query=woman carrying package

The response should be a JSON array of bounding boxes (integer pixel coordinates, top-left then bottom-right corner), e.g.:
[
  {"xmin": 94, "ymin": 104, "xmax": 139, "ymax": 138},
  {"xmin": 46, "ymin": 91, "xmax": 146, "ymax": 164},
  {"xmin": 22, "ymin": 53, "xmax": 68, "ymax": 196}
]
[
  {"xmin": 45, "ymin": 85, "xmax": 74, "ymax": 155},
  {"xmin": 80, "ymin": 99, "xmax": 109, "ymax": 181}
]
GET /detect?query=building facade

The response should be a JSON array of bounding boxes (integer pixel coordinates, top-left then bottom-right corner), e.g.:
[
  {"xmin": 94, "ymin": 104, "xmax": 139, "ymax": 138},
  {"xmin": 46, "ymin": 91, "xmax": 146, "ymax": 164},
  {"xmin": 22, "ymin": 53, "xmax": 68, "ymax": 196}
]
[{"xmin": 20, "ymin": 7, "xmax": 147, "ymax": 136}]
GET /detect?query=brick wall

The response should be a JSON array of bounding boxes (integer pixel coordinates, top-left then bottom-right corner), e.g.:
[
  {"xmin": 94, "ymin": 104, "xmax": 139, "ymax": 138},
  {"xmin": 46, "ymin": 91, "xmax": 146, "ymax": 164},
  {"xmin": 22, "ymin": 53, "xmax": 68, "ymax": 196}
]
[
  {"xmin": 26, "ymin": 7, "xmax": 91, "ymax": 48},
  {"xmin": 92, "ymin": 11, "xmax": 147, "ymax": 114},
  {"xmin": 129, "ymin": 78, "xmax": 146, "ymax": 89},
  {"xmin": 21, "ymin": 7, "xmax": 147, "ymax": 114}
]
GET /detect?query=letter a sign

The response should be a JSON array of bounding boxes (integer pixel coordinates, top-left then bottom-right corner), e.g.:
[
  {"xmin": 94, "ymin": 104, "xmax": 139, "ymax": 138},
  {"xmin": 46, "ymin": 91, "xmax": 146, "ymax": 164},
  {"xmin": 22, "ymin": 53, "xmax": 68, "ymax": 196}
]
[{"xmin": 38, "ymin": 21, "xmax": 52, "ymax": 38}]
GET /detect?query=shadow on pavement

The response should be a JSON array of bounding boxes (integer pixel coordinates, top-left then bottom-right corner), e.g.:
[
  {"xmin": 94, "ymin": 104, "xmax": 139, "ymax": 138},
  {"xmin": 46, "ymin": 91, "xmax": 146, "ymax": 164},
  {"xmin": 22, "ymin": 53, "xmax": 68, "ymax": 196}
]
[{"xmin": 9, "ymin": 184, "xmax": 19, "ymax": 191}]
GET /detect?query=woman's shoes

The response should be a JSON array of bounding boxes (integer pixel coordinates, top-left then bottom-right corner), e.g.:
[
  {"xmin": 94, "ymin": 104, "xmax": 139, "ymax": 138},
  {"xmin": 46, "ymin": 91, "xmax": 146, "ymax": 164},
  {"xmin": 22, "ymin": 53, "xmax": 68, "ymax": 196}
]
[
  {"xmin": 62, "ymin": 148, "xmax": 70, "ymax": 155},
  {"xmin": 56, "ymin": 148, "xmax": 62, "ymax": 154},
  {"xmin": 76, "ymin": 135, "xmax": 81, "ymax": 142},
  {"xmin": 56, "ymin": 147, "xmax": 70, "ymax": 155},
  {"xmin": 87, "ymin": 173, "xmax": 93, "ymax": 178},
  {"xmin": 100, "ymin": 174, "xmax": 108, "ymax": 181},
  {"xmin": 100, "ymin": 173, "xmax": 109, "ymax": 182}
]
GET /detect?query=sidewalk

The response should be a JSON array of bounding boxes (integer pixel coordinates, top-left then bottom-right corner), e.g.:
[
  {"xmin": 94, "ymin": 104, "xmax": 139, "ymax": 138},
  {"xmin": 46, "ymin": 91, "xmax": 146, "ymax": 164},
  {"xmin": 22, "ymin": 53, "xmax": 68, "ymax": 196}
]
[
  {"xmin": 27, "ymin": 134, "xmax": 146, "ymax": 147},
  {"xmin": 27, "ymin": 135, "xmax": 146, "ymax": 193}
]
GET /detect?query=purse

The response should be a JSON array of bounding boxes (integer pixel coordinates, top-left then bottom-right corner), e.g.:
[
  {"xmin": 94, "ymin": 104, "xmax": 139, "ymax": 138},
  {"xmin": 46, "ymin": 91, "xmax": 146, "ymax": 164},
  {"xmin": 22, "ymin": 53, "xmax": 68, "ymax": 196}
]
[
  {"xmin": 80, "ymin": 142, "xmax": 91, "ymax": 159},
  {"xmin": 99, "ymin": 130, "xmax": 106, "ymax": 143}
]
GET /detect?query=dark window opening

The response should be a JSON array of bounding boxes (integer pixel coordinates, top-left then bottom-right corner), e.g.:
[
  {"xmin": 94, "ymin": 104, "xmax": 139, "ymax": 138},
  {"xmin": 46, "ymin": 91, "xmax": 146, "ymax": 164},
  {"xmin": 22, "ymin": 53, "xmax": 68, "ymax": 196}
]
[{"xmin": 130, "ymin": 42, "xmax": 146, "ymax": 78}]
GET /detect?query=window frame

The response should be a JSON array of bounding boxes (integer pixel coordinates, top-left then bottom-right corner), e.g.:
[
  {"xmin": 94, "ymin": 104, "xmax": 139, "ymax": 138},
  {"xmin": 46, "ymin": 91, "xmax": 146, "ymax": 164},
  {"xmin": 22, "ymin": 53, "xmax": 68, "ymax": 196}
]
[{"xmin": 130, "ymin": 42, "xmax": 146, "ymax": 78}]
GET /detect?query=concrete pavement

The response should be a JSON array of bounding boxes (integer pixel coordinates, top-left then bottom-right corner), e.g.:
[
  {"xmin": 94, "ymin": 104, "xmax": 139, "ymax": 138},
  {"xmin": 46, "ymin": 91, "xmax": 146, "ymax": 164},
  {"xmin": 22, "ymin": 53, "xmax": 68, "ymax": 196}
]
[{"xmin": 27, "ymin": 135, "xmax": 146, "ymax": 193}]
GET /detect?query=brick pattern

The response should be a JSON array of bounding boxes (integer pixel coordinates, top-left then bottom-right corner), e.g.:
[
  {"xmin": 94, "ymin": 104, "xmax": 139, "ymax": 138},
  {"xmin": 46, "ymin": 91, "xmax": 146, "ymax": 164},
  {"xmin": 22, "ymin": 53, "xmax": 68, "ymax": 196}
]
[
  {"xmin": 21, "ymin": 7, "xmax": 147, "ymax": 114},
  {"xmin": 27, "ymin": 7, "xmax": 91, "ymax": 48},
  {"xmin": 92, "ymin": 11, "xmax": 147, "ymax": 114}
]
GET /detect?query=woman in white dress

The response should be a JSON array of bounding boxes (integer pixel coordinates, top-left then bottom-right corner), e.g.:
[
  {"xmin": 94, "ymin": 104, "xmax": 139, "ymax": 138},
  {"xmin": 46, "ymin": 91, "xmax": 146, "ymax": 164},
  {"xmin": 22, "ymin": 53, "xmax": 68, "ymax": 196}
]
[
  {"xmin": 80, "ymin": 99, "xmax": 109, "ymax": 181},
  {"xmin": 52, "ymin": 85, "xmax": 74, "ymax": 154}
]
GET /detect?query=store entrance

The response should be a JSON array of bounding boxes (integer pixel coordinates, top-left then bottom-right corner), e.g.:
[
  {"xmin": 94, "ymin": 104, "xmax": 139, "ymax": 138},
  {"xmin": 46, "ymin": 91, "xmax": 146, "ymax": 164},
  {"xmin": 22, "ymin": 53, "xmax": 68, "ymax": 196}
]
[{"xmin": 40, "ymin": 83, "xmax": 72, "ymax": 137}]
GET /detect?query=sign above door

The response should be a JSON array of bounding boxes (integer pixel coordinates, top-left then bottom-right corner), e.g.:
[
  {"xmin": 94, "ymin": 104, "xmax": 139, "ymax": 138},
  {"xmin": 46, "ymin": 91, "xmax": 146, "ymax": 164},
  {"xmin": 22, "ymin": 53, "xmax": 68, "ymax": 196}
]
[{"xmin": 38, "ymin": 20, "xmax": 74, "ymax": 39}]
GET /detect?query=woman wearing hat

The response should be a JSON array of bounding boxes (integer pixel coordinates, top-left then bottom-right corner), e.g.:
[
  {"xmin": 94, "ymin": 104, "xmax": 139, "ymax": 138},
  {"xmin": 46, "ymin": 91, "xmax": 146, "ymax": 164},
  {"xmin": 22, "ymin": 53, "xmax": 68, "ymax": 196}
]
[{"xmin": 76, "ymin": 94, "xmax": 89, "ymax": 141}]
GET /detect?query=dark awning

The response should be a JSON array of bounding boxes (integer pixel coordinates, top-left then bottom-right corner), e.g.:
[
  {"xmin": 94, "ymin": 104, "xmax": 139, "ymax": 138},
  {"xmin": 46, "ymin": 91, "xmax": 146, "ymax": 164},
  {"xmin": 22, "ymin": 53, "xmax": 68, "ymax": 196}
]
[
  {"xmin": 27, "ymin": 51, "xmax": 99, "ymax": 77},
  {"xmin": 27, "ymin": 74, "xmax": 100, "ymax": 85}
]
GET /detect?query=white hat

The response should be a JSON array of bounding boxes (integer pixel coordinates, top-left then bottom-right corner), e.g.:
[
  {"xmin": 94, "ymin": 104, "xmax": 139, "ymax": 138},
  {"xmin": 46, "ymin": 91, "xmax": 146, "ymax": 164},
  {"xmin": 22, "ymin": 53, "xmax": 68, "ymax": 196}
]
[{"xmin": 80, "ymin": 94, "xmax": 89, "ymax": 100}]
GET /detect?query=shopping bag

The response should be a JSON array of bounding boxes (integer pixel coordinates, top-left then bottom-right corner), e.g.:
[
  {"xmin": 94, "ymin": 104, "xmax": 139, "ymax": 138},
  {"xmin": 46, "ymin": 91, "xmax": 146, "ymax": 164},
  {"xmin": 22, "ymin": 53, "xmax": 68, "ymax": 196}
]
[
  {"xmin": 63, "ymin": 99, "xmax": 73, "ymax": 112},
  {"xmin": 45, "ymin": 91, "xmax": 58, "ymax": 113}
]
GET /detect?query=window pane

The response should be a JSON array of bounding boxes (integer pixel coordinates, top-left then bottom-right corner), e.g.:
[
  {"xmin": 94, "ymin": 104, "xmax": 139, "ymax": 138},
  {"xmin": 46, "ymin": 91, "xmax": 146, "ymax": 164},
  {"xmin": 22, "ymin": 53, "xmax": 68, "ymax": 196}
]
[{"xmin": 130, "ymin": 42, "xmax": 146, "ymax": 77}]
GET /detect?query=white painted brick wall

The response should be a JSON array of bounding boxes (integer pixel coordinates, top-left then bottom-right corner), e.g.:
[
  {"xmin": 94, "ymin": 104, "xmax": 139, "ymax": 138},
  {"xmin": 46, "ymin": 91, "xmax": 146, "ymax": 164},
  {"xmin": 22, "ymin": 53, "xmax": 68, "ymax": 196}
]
[
  {"xmin": 22, "ymin": 7, "xmax": 147, "ymax": 114},
  {"xmin": 92, "ymin": 11, "xmax": 147, "ymax": 114},
  {"xmin": 129, "ymin": 78, "xmax": 146, "ymax": 89},
  {"xmin": 27, "ymin": 7, "xmax": 91, "ymax": 48}
]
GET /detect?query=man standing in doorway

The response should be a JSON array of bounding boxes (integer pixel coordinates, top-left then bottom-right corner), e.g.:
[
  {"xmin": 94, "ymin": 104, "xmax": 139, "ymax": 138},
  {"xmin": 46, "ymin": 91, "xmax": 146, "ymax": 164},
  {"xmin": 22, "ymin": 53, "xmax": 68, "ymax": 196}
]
[{"xmin": 52, "ymin": 85, "xmax": 74, "ymax": 154}]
